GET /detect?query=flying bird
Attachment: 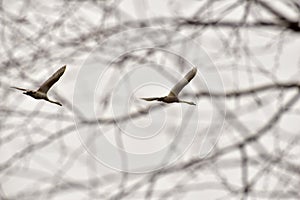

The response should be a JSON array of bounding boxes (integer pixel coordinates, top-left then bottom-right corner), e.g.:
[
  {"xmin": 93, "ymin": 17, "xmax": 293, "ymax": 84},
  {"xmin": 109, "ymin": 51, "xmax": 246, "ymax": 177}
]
[
  {"xmin": 141, "ymin": 67, "xmax": 197, "ymax": 105},
  {"xmin": 11, "ymin": 65, "xmax": 66, "ymax": 106}
]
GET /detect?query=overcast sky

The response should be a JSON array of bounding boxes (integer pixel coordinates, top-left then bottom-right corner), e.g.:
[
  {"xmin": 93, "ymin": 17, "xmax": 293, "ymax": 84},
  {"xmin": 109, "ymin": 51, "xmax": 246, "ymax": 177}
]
[{"xmin": 1, "ymin": 0, "xmax": 300, "ymax": 199}]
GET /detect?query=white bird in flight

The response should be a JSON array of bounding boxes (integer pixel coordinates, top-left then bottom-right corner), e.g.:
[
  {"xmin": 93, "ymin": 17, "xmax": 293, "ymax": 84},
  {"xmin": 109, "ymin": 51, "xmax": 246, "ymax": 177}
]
[
  {"xmin": 141, "ymin": 67, "xmax": 197, "ymax": 105},
  {"xmin": 11, "ymin": 65, "xmax": 66, "ymax": 106}
]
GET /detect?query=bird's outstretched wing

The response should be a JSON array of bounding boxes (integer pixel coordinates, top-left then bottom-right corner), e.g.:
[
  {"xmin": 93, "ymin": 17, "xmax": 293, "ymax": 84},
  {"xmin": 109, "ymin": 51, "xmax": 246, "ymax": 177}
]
[
  {"xmin": 37, "ymin": 65, "xmax": 66, "ymax": 93},
  {"xmin": 11, "ymin": 86, "xmax": 28, "ymax": 91},
  {"xmin": 168, "ymin": 67, "xmax": 197, "ymax": 97},
  {"xmin": 140, "ymin": 97, "xmax": 161, "ymax": 101}
]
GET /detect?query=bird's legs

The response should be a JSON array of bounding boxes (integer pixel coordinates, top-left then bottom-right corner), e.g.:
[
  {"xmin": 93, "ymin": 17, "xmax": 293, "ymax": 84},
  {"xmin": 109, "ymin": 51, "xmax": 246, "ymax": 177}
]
[
  {"xmin": 46, "ymin": 98, "xmax": 62, "ymax": 106},
  {"xmin": 178, "ymin": 100, "xmax": 196, "ymax": 106}
]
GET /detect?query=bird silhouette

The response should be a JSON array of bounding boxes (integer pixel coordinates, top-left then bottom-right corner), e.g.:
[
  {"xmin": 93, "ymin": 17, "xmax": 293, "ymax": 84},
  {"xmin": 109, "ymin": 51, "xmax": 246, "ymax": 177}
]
[
  {"xmin": 141, "ymin": 67, "xmax": 197, "ymax": 105},
  {"xmin": 11, "ymin": 65, "xmax": 66, "ymax": 106}
]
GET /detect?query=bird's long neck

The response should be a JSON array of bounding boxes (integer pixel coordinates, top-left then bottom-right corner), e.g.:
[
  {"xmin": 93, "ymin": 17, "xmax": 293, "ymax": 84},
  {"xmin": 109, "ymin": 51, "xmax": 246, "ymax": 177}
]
[{"xmin": 157, "ymin": 97, "xmax": 165, "ymax": 101}]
